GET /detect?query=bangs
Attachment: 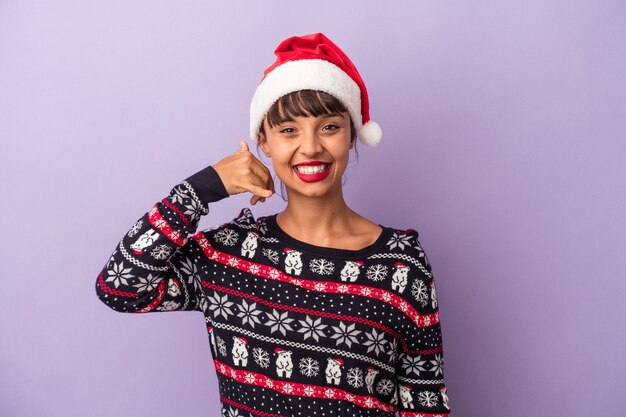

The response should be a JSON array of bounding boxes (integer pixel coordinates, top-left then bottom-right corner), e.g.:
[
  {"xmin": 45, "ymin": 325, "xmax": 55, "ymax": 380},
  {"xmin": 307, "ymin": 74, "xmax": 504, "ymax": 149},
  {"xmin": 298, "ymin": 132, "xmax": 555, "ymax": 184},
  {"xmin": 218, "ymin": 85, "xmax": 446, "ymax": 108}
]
[{"xmin": 264, "ymin": 89, "xmax": 350, "ymax": 129}]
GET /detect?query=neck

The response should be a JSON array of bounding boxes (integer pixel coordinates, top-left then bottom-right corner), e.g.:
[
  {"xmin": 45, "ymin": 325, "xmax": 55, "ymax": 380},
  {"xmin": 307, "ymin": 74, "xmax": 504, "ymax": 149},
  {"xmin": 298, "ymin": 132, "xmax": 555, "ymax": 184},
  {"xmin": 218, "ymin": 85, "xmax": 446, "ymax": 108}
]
[{"xmin": 277, "ymin": 186, "xmax": 354, "ymax": 242}]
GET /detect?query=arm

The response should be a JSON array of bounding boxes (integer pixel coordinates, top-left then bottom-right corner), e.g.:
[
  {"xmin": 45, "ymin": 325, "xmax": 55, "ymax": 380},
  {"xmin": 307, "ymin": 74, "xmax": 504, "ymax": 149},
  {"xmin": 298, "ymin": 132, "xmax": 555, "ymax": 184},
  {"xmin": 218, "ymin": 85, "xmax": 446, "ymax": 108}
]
[
  {"xmin": 395, "ymin": 230, "xmax": 452, "ymax": 416},
  {"xmin": 95, "ymin": 165, "xmax": 229, "ymax": 313}
]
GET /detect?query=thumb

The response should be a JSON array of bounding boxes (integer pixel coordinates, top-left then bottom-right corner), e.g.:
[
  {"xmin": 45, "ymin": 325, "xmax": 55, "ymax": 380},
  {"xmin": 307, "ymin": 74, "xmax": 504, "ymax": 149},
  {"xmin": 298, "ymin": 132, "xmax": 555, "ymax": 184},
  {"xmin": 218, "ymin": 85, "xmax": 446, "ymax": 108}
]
[{"xmin": 239, "ymin": 140, "xmax": 249, "ymax": 152}]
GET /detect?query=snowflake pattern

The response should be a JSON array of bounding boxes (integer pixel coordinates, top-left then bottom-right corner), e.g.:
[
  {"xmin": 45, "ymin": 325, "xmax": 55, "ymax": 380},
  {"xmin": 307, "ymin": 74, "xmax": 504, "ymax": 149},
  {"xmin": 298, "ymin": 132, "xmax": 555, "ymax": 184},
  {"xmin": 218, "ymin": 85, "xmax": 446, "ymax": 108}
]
[
  {"xmin": 105, "ymin": 261, "xmax": 134, "ymax": 288},
  {"xmin": 400, "ymin": 353, "xmax": 427, "ymax": 376},
  {"xmin": 366, "ymin": 264, "xmax": 388, "ymax": 281},
  {"xmin": 386, "ymin": 232, "xmax": 413, "ymax": 250},
  {"xmin": 309, "ymin": 258, "xmax": 335, "ymax": 275},
  {"xmin": 207, "ymin": 292, "xmax": 234, "ymax": 320},
  {"xmin": 329, "ymin": 321, "xmax": 361, "ymax": 348},
  {"xmin": 376, "ymin": 378, "xmax": 394, "ymax": 395},
  {"xmin": 253, "ymin": 347, "xmax": 270, "ymax": 369},
  {"xmin": 183, "ymin": 199, "xmax": 204, "ymax": 223},
  {"xmin": 418, "ymin": 390, "xmax": 438, "ymax": 407},
  {"xmin": 262, "ymin": 247, "xmax": 280, "ymax": 264},
  {"xmin": 411, "ymin": 279, "xmax": 429, "ymax": 307},
  {"xmin": 217, "ymin": 336, "xmax": 227, "ymax": 356},
  {"xmin": 177, "ymin": 257, "xmax": 198, "ymax": 284},
  {"xmin": 156, "ymin": 301, "xmax": 180, "ymax": 311},
  {"xmin": 169, "ymin": 185, "xmax": 189, "ymax": 206},
  {"xmin": 224, "ymin": 405, "xmax": 245, "ymax": 417},
  {"xmin": 264, "ymin": 309, "xmax": 294, "ymax": 336},
  {"xmin": 387, "ymin": 337, "xmax": 399, "ymax": 364},
  {"xmin": 236, "ymin": 299, "xmax": 262, "ymax": 328},
  {"xmin": 149, "ymin": 244, "xmax": 172, "ymax": 260},
  {"xmin": 363, "ymin": 328, "xmax": 387, "ymax": 356},
  {"xmin": 297, "ymin": 316, "xmax": 327, "ymax": 342},
  {"xmin": 215, "ymin": 228, "xmax": 239, "ymax": 246},
  {"xmin": 430, "ymin": 353, "xmax": 444, "ymax": 376},
  {"xmin": 127, "ymin": 220, "xmax": 143, "ymax": 237},
  {"xmin": 132, "ymin": 273, "xmax": 162, "ymax": 292},
  {"xmin": 299, "ymin": 357, "xmax": 320, "ymax": 377},
  {"xmin": 346, "ymin": 367, "xmax": 364, "ymax": 388}
]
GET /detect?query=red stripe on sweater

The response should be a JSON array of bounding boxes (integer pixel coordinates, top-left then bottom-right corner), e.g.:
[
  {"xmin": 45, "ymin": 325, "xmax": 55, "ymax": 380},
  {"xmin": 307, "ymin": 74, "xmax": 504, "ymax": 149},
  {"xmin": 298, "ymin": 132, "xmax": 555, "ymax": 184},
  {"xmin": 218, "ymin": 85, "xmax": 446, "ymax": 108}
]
[
  {"xmin": 213, "ymin": 358, "xmax": 397, "ymax": 413},
  {"xmin": 161, "ymin": 198, "xmax": 195, "ymax": 231},
  {"xmin": 147, "ymin": 204, "xmax": 187, "ymax": 246},
  {"xmin": 192, "ymin": 232, "xmax": 439, "ymax": 329}
]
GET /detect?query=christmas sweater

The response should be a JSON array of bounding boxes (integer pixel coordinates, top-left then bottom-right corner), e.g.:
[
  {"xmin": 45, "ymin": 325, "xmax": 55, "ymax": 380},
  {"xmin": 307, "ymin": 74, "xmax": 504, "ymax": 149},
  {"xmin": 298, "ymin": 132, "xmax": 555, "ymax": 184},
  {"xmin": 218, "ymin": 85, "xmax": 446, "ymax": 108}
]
[{"xmin": 95, "ymin": 165, "xmax": 452, "ymax": 417}]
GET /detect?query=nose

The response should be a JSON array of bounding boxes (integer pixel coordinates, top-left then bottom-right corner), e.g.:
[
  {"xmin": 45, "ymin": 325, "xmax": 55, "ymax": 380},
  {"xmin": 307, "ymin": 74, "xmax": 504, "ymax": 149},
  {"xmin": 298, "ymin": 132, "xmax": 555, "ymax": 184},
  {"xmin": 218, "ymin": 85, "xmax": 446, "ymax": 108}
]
[{"xmin": 300, "ymin": 128, "xmax": 324, "ymax": 155}]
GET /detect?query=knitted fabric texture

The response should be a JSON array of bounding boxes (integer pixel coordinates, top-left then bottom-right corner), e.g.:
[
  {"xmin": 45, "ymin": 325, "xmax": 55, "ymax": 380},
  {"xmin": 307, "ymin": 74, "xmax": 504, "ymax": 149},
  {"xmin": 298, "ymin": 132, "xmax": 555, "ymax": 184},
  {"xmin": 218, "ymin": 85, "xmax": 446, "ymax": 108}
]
[{"xmin": 95, "ymin": 165, "xmax": 452, "ymax": 417}]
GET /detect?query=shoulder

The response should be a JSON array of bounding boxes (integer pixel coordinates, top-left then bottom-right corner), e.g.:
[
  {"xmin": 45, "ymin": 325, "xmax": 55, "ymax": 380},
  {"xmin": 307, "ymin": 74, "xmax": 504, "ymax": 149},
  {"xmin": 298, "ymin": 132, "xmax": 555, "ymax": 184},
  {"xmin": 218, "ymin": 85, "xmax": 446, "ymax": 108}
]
[{"xmin": 197, "ymin": 207, "xmax": 267, "ymax": 248}]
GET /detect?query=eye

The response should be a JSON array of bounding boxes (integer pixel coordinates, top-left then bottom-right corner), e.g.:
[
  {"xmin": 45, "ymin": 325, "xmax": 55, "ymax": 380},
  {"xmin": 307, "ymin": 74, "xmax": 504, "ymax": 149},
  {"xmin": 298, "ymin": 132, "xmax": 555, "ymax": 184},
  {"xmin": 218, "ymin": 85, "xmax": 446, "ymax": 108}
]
[
  {"xmin": 279, "ymin": 127, "xmax": 295, "ymax": 134},
  {"xmin": 323, "ymin": 124, "xmax": 339, "ymax": 131}
]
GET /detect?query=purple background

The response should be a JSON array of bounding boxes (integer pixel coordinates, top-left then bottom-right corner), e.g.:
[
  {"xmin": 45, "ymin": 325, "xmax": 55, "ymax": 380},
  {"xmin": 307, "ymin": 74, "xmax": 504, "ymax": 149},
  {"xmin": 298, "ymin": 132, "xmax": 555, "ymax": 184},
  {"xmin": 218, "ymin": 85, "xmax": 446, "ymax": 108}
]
[{"xmin": 2, "ymin": 1, "xmax": 625, "ymax": 416}]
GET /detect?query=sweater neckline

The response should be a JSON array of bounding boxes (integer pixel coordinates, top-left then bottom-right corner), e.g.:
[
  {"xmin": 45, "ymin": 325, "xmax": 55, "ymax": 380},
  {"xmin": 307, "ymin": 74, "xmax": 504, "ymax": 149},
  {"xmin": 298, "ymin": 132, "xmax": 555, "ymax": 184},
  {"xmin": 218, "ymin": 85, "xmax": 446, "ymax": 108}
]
[{"xmin": 265, "ymin": 213, "xmax": 393, "ymax": 259}]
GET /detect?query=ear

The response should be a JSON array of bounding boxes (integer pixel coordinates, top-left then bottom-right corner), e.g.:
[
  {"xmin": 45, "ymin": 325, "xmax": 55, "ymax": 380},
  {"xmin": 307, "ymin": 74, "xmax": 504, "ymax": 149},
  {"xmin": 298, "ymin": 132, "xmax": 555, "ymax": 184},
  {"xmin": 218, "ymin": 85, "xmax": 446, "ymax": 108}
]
[{"xmin": 259, "ymin": 133, "xmax": 271, "ymax": 157}]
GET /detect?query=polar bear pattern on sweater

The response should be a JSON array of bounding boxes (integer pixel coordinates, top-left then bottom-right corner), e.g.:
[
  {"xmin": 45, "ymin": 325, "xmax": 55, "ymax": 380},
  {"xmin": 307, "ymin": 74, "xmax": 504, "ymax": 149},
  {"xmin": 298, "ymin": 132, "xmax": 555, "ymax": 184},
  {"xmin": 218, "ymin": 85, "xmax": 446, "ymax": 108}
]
[
  {"xmin": 283, "ymin": 247, "xmax": 303, "ymax": 275},
  {"xmin": 274, "ymin": 348, "xmax": 293, "ymax": 378},
  {"xmin": 231, "ymin": 335, "xmax": 249, "ymax": 367},
  {"xmin": 340, "ymin": 260, "xmax": 363, "ymax": 282},
  {"xmin": 391, "ymin": 262, "xmax": 410, "ymax": 293},
  {"xmin": 324, "ymin": 357, "xmax": 344, "ymax": 384},
  {"xmin": 241, "ymin": 230, "xmax": 259, "ymax": 258}
]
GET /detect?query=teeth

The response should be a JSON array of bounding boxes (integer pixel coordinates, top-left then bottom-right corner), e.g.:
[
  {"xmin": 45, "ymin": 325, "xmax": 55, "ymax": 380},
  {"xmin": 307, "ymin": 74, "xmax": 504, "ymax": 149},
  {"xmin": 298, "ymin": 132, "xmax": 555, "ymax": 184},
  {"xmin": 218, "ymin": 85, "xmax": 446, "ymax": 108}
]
[{"xmin": 295, "ymin": 164, "xmax": 328, "ymax": 174}]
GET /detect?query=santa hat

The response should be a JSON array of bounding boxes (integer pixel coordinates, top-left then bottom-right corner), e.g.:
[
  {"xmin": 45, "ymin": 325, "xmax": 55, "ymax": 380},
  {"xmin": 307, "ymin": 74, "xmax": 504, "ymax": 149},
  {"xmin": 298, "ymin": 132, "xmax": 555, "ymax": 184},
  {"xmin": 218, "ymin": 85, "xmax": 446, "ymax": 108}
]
[{"xmin": 249, "ymin": 32, "xmax": 382, "ymax": 147}]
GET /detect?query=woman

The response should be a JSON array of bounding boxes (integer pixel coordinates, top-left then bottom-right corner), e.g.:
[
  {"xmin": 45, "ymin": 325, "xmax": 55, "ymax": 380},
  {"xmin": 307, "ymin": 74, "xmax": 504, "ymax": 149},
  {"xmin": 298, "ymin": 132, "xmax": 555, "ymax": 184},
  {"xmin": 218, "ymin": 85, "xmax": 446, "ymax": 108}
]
[{"xmin": 96, "ymin": 32, "xmax": 451, "ymax": 416}]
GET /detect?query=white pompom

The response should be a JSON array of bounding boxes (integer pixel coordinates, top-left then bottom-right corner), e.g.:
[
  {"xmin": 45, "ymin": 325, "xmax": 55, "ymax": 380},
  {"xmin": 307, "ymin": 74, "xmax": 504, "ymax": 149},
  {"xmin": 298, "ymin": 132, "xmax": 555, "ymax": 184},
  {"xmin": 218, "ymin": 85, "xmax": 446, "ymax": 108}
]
[{"xmin": 358, "ymin": 121, "xmax": 382, "ymax": 147}]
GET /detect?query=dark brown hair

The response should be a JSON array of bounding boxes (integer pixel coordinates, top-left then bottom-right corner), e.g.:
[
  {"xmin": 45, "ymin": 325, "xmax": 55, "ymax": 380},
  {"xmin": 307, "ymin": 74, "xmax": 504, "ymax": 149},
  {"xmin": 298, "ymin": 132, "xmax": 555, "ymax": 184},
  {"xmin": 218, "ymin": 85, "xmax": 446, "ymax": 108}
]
[{"xmin": 255, "ymin": 89, "xmax": 360, "ymax": 201}]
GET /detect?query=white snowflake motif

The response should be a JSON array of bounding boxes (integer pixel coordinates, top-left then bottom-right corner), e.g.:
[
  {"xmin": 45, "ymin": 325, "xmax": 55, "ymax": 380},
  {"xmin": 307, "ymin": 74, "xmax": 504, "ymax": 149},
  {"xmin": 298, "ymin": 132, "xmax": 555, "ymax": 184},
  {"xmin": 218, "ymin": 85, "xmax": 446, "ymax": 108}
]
[
  {"xmin": 363, "ymin": 328, "xmax": 387, "ymax": 356},
  {"xmin": 430, "ymin": 353, "xmax": 444, "ymax": 376},
  {"xmin": 366, "ymin": 264, "xmax": 388, "ymax": 281},
  {"xmin": 386, "ymin": 232, "xmax": 413, "ymax": 251},
  {"xmin": 264, "ymin": 309, "xmax": 294, "ymax": 336},
  {"xmin": 376, "ymin": 378, "xmax": 394, "ymax": 395},
  {"xmin": 282, "ymin": 383, "xmax": 294, "ymax": 394},
  {"xmin": 387, "ymin": 338, "xmax": 399, "ymax": 363},
  {"xmin": 400, "ymin": 353, "xmax": 427, "ymax": 376},
  {"xmin": 314, "ymin": 282, "xmax": 328, "ymax": 292},
  {"xmin": 177, "ymin": 257, "xmax": 198, "ymax": 284},
  {"xmin": 297, "ymin": 316, "xmax": 327, "ymax": 342},
  {"xmin": 248, "ymin": 264, "xmax": 260, "ymax": 274},
  {"xmin": 299, "ymin": 357, "xmax": 320, "ymax": 377},
  {"xmin": 225, "ymin": 405, "xmax": 245, "ymax": 417},
  {"xmin": 207, "ymin": 292, "xmax": 234, "ymax": 320},
  {"xmin": 215, "ymin": 228, "xmax": 239, "ymax": 246},
  {"xmin": 346, "ymin": 367, "xmax": 364, "ymax": 388},
  {"xmin": 303, "ymin": 386, "xmax": 316, "ymax": 396},
  {"xmin": 309, "ymin": 258, "xmax": 335, "ymax": 275},
  {"xmin": 127, "ymin": 219, "xmax": 143, "ymax": 237},
  {"xmin": 418, "ymin": 390, "xmax": 438, "ymax": 407},
  {"xmin": 253, "ymin": 347, "xmax": 270, "ymax": 369},
  {"xmin": 149, "ymin": 244, "xmax": 172, "ymax": 260},
  {"xmin": 236, "ymin": 299, "xmax": 262, "ymax": 328},
  {"xmin": 244, "ymin": 372, "xmax": 256, "ymax": 384},
  {"xmin": 337, "ymin": 284, "xmax": 349, "ymax": 293},
  {"xmin": 262, "ymin": 248, "xmax": 279, "ymax": 264},
  {"xmin": 183, "ymin": 199, "xmax": 204, "ymax": 223},
  {"xmin": 132, "ymin": 273, "xmax": 162, "ymax": 292},
  {"xmin": 105, "ymin": 261, "xmax": 134, "ymax": 288},
  {"xmin": 411, "ymin": 279, "xmax": 429, "ymax": 307},
  {"xmin": 330, "ymin": 321, "xmax": 361, "ymax": 348},
  {"xmin": 169, "ymin": 185, "xmax": 189, "ymax": 206},
  {"xmin": 156, "ymin": 301, "xmax": 180, "ymax": 311},
  {"xmin": 217, "ymin": 336, "xmax": 227, "ymax": 356}
]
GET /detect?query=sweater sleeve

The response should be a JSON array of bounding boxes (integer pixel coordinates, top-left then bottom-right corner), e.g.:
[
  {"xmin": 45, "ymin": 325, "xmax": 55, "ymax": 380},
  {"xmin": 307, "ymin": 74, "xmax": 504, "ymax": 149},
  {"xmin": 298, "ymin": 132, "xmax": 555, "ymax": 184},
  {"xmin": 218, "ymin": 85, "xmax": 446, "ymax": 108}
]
[
  {"xmin": 95, "ymin": 165, "xmax": 229, "ymax": 313},
  {"xmin": 395, "ymin": 230, "xmax": 452, "ymax": 416}
]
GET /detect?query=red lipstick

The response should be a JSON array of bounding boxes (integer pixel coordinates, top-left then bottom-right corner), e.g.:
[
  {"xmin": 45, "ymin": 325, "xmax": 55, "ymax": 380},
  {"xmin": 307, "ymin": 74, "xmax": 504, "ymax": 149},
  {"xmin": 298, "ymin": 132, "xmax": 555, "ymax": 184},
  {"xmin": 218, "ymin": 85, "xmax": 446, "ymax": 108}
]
[{"xmin": 293, "ymin": 161, "xmax": 332, "ymax": 183}]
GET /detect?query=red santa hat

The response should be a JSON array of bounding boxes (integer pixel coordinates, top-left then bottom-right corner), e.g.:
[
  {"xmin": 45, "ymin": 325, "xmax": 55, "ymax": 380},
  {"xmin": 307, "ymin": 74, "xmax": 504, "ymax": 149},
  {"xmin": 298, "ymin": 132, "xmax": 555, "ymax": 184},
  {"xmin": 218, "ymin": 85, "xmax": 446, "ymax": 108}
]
[{"xmin": 250, "ymin": 32, "xmax": 382, "ymax": 147}]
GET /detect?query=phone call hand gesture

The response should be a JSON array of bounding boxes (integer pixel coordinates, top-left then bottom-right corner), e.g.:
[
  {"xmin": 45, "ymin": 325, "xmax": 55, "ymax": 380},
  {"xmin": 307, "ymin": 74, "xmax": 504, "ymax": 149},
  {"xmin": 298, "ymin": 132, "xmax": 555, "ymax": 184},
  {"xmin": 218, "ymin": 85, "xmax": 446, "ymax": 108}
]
[{"xmin": 212, "ymin": 140, "xmax": 276, "ymax": 205}]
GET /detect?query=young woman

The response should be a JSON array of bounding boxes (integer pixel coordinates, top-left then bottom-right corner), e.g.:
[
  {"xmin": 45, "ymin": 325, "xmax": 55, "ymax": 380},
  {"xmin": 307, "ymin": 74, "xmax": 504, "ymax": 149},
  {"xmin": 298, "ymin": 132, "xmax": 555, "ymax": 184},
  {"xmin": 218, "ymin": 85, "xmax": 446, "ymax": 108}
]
[{"xmin": 96, "ymin": 33, "xmax": 451, "ymax": 417}]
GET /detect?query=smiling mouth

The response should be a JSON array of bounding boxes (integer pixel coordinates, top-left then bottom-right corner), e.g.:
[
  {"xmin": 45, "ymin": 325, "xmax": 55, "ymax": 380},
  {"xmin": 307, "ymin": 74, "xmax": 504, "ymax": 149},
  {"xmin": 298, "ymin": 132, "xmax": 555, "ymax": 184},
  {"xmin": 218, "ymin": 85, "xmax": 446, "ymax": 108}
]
[{"xmin": 293, "ymin": 163, "xmax": 331, "ymax": 174}]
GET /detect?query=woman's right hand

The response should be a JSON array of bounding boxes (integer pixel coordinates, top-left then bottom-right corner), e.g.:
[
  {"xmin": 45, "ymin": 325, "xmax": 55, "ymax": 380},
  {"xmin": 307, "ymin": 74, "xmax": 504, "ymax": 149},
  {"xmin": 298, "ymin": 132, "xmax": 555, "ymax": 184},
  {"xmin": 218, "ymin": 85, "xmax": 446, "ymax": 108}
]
[{"xmin": 212, "ymin": 140, "xmax": 276, "ymax": 205}]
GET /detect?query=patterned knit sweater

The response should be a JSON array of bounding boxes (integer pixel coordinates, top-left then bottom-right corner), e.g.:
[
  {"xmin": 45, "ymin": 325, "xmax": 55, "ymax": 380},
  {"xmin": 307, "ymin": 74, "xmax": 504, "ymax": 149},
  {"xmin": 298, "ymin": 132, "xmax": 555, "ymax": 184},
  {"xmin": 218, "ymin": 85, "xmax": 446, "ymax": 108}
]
[{"xmin": 95, "ymin": 165, "xmax": 452, "ymax": 417}]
